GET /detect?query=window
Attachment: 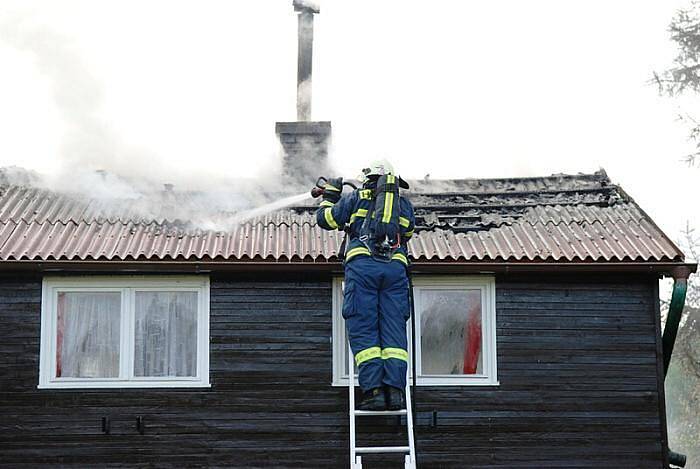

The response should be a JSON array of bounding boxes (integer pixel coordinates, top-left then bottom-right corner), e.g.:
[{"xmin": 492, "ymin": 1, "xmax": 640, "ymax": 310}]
[
  {"xmin": 39, "ymin": 276, "xmax": 210, "ymax": 389},
  {"xmin": 332, "ymin": 276, "xmax": 497, "ymax": 386}
]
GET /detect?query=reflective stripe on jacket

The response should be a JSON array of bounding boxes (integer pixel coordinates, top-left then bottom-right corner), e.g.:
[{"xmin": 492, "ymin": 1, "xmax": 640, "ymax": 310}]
[{"xmin": 315, "ymin": 188, "xmax": 416, "ymax": 265}]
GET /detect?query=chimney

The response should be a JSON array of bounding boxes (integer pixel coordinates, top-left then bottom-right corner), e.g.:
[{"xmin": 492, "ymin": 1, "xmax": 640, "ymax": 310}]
[{"xmin": 276, "ymin": 0, "xmax": 331, "ymax": 183}]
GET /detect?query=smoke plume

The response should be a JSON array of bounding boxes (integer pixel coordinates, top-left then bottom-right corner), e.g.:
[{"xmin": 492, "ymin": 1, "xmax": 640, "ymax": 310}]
[{"xmin": 0, "ymin": 9, "xmax": 313, "ymax": 231}]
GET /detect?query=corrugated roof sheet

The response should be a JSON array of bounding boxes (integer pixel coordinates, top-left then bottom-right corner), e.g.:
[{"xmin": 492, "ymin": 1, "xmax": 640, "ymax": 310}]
[{"xmin": 0, "ymin": 170, "xmax": 685, "ymax": 263}]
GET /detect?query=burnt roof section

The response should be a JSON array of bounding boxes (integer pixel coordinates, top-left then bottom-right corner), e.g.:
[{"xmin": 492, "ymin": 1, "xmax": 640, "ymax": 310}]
[
  {"xmin": 0, "ymin": 169, "xmax": 686, "ymax": 264},
  {"xmin": 292, "ymin": 171, "xmax": 622, "ymax": 234}
]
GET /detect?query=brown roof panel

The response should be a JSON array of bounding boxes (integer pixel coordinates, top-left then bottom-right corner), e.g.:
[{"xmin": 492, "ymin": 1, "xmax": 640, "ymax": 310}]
[{"xmin": 0, "ymin": 170, "xmax": 686, "ymax": 264}]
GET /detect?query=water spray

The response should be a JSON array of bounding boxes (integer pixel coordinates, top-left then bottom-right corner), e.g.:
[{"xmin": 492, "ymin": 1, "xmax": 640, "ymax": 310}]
[
  {"xmin": 231, "ymin": 192, "xmax": 311, "ymax": 224},
  {"xmin": 230, "ymin": 177, "xmax": 358, "ymax": 226}
]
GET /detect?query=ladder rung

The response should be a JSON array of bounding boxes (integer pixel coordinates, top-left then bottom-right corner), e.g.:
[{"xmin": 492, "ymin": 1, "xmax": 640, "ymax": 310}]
[
  {"xmin": 355, "ymin": 446, "xmax": 410, "ymax": 454},
  {"xmin": 353, "ymin": 409, "xmax": 407, "ymax": 416}
]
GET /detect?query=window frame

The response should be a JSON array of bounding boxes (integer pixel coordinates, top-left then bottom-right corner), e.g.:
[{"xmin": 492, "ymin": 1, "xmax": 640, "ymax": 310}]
[
  {"xmin": 332, "ymin": 275, "xmax": 498, "ymax": 387},
  {"xmin": 39, "ymin": 275, "xmax": 210, "ymax": 389}
]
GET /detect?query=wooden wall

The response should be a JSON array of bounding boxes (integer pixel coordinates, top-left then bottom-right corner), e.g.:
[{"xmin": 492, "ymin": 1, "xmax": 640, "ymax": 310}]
[{"xmin": 0, "ymin": 273, "xmax": 668, "ymax": 468}]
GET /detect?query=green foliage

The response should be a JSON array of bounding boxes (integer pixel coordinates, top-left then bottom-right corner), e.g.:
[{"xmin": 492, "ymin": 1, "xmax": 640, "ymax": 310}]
[
  {"xmin": 656, "ymin": 3, "xmax": 700, "ymax": 462},
  {"xmin": 666, "ymin": 306, "xmax": 700, "ymax": 468},
  {"xmin": 665, "ymin": 226, "xmax": 700, "ymax": 466},
  {"xmin": 656, "ymin": 1, "xmax": 700, "ymax": 96},
  {"xmin": 655, "ymin": 1, "xmax": 700, "ymax": 165}
]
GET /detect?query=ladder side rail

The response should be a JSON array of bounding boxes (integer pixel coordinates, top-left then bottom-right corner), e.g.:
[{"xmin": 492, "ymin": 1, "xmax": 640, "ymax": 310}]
[
  {"xmin": 404, "ymin": 330, "xmax": 417, "ymax": 467},
  {"xmin": 348, "ymin": 341, "xmax": 359, "ymax": 468}
]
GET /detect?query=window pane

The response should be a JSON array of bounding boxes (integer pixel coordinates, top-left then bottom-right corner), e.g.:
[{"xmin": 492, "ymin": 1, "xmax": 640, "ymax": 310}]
[
  {"xmin": 134, "ymin": 291, "xmax": 198, "ymax": 377},
  {"xmin": 338, "ymin": 281, "xmax": 360, "ymax": 378},
  {"xmin": 338, "ymin": 282, "xmax": 351, "ymax": 376},
  {"xmin": 420, "ymin": 289, "xmax": 482, "ymax": 375},
  {"xmin": 56, "ymin": 292, "xmax": 121, "ymax": 378},
  {"xmin": 342, "ymin": 333, "xmax": 358, "ymax": 377}
]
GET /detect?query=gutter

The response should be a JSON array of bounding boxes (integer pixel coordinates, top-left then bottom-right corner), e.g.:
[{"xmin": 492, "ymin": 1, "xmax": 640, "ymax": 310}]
[
  {"xmin": 662, "ymin": 266, "xmax": 693, "ymax": 468},
  {"xmin": 0, "ymin": 260, "xmax": 696, "ymax": 276}
]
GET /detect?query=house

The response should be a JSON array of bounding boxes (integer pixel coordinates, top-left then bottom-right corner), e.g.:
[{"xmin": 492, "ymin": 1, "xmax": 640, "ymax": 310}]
[
  {"xmin": 0, "ymin": 167, "xmax": 695, "ymax": 468},
  {"xmin": 1, "ymin": 3, "xmax": 696, "ymax": 466}
]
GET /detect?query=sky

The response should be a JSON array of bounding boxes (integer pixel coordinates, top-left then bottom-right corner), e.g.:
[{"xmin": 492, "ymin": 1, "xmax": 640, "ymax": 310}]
[{"xmin": 0, "ymin": 0, "xmax": 698, "ymax": 251}]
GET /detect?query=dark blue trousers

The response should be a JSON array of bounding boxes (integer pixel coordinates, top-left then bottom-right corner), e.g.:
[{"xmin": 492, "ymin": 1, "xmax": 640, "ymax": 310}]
[{"xmin": 343, "ymin": 256, "xmax": 410, "ymax": 391}]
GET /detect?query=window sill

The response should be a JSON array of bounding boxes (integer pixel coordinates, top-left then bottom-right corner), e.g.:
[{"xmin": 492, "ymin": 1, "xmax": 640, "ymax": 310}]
[
  {"xmin": 332, "ymin": 379, "xmax": 500, "ymax": 387},
  {"xmin": 38, "ymin": 380, "xmax": 211, "ymax": 389}
]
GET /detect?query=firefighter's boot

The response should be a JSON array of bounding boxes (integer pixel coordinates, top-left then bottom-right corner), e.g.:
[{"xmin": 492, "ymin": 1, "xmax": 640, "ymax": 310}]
[
  {"xmin": 385, "ymin": 385, "xmax": 406, "ymax": 410},
  {"xmin": 358, "ymin": 387, "xmax": 386, "ymax": 411}
]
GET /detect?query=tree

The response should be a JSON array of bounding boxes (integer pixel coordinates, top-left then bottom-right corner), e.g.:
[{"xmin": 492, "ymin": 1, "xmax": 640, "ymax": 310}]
[
  {"xmin": 654, "ymin": 0, "xmax": 700, "ymax": 165},
  {"xmin": 655, "ymin": 5, "xmax": 700, "ymax": 461},
  {"xmin": 665, "ymin": 226, "xmax": 700, "ymax": 467}
]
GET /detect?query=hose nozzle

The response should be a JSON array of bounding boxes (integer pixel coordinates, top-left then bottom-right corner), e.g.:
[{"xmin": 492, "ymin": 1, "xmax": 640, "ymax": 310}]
[
  {"xmin": 310, "ymin": 176, "xmax": 328, "ymax": 198},
  {"xmin": 310, "ymin": 176, "xmax": 358, "ymax": 198}
]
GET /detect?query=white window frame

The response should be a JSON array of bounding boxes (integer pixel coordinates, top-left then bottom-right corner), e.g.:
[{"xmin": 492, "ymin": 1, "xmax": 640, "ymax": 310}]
[
  {"xmin": 332, "ymin": 275, "xmax": 498, "ymax": 386},
  {"xmin": 39, "ymin": 275, "xmax": 210, "ymax": 389}
]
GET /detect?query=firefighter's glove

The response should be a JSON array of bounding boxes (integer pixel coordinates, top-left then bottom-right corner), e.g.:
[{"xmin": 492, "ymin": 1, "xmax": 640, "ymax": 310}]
[{"xmin": 322, "ymin": 177, "xmax": 343, "ymax": 204}]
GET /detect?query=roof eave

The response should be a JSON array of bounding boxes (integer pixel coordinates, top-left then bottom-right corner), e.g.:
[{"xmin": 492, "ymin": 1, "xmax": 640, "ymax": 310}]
[{"xmin": 0, "ymin": 259, "xmax": 695, "ymax": 277}]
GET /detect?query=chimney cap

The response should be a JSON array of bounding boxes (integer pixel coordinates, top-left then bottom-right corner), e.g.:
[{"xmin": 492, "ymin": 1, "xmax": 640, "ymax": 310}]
[
  {"xmin": 276, "ymin": 121, "xmax": 331, "ymax": 136},
  {"xmin": 293, "ymin": 0, "xmax": 320, "ymax": 13}
]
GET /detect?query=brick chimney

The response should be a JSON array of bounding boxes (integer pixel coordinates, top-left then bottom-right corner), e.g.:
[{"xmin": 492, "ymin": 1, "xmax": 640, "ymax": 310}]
[{"xmin": 276, "ymin": 0, "xmax": 331, "ymax": 183}]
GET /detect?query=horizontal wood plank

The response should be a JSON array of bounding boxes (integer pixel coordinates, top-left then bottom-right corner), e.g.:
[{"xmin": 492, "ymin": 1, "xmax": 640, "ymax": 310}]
[{"xmin": 0, "ymin": 273, "xmax": 666, "ymax": 467}]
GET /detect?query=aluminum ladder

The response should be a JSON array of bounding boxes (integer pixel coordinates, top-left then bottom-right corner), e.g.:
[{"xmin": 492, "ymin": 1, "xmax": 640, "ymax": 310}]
[{"xmin": 347, "ymin": 341, "xmax": 417, "ymax": 468}]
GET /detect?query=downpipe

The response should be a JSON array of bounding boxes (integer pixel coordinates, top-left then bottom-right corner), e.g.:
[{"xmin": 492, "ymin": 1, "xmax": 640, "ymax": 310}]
[
  {"xmin": 662, "ymin": 267, "xmax": 692, "ymax": 468},
  {"xmin": 663, "ymin": 275, "xmax": 688, "ymax": 375}
]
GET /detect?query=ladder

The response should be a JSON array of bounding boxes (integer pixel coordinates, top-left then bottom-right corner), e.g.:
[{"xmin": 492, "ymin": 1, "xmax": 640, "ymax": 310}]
[{"xmin": 347, "ymin": 342, "xmax": 417, "ymax": 468}]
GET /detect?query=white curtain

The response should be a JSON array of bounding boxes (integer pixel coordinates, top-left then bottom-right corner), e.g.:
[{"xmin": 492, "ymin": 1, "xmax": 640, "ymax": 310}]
[
  {"xmin": 420, "ymin": 289, "xmax": 483, "ymax": 375},
  {"xmin": 134, "ymin": 291, "xmax": 198, "ymax": 377},
  {"xmin": 57, "ymin": 292, "xmax": 121, "ymax": 378}
]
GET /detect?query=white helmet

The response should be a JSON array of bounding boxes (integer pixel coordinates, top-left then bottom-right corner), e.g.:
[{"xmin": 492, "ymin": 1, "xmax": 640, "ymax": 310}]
[{"xmin": 358, "ymin": 159, "xmax": 409, "ymax": 188}]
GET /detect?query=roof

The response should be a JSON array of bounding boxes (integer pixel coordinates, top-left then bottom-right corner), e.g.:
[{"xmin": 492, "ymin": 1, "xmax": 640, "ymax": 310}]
[{"xmin": 0, "ymin": 169, "xmax": 687, "ymax": 265}]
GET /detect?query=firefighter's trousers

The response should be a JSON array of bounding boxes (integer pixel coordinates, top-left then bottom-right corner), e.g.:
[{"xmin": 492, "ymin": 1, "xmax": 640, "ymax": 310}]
[{"xmin": 343, "ymin": 255, "xmax": 410, "ymax": 392}]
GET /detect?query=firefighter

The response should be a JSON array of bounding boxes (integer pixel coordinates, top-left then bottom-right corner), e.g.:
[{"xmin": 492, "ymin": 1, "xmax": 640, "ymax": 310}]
[{"xmin": 316, "ymin": 160, "xmax": 415, "ymax": 411}]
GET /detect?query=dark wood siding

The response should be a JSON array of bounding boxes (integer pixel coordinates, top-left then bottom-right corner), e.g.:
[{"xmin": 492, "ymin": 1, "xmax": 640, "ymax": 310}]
[{"xmin": 0, "ymin": 273, "xmax": 667, "ymax": 468}]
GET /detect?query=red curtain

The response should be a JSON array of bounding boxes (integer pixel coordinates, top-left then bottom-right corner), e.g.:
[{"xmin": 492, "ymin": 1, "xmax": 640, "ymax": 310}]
[
  {"xmin": 463, "ymin": 309, "xmax": 482, "ymax": 374},
  {"xmin": 56, "ymin": 293, "xmax": 66, "ymax": 377}
]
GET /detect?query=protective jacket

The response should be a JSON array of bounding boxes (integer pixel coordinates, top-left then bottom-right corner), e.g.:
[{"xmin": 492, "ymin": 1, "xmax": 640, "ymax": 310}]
[
  {"xmin": 315, "ymin": 187, "xmax": 416, "ymax": 265},
  {"xmin": 316, "ymin": 186, "xmax": 416, "ymax": 392}
]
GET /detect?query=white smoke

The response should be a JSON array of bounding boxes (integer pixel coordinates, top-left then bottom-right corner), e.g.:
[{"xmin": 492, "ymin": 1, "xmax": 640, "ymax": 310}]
[
  {"xmin": 0, "ymin": 11, "xmax": 141, "ymax": 175},
  {"xmin": 0, "ymin": 9, "xmax": 314, "ymax": 231}
]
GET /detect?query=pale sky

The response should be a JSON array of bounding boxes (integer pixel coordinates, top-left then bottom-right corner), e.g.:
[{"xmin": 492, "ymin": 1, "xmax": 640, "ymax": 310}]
[{"xmin": 0, "ymin": 0, "xmax": 698, "ymax": 251}]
